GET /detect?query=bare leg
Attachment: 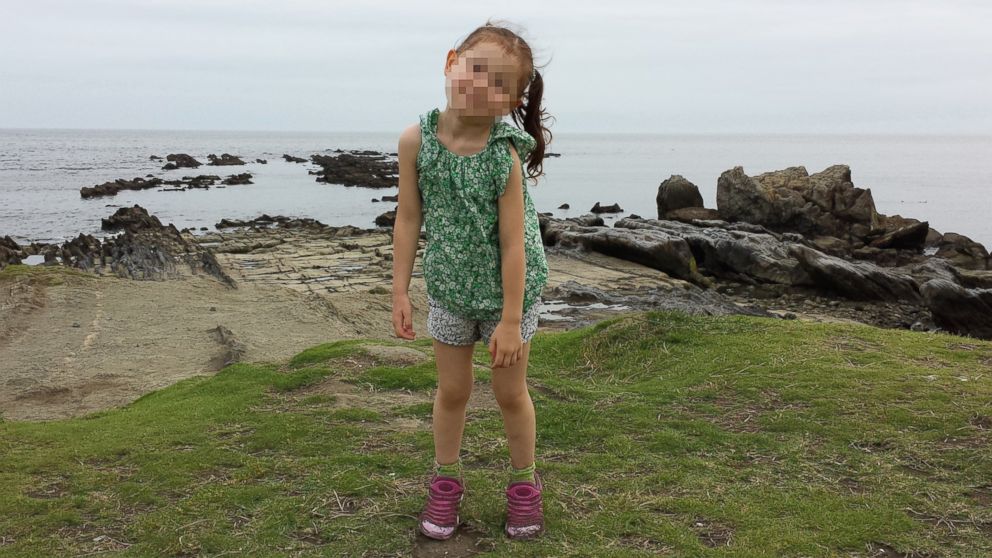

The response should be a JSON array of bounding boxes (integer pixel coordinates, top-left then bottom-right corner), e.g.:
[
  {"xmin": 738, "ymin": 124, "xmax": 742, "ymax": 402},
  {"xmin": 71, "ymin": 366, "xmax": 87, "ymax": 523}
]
[
  {"xmin": 432, "ymin": 339, "xmax": 476, "ymax": 465},
  {"xmin": 491, "ymin": 341, "xmax": 535, "ymax": 469}
]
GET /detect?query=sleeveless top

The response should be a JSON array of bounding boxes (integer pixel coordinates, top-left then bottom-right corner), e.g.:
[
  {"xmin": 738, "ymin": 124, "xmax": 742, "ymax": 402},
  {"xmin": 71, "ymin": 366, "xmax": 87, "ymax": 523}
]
[{"xmin": 416, "ymin": 107, "xmax": 549, "ymax": 321}]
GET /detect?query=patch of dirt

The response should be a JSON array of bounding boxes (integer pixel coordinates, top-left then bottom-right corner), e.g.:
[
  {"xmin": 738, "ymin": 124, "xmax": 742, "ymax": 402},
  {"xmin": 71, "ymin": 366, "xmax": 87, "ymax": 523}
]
[
  {"xmin": 412, "ymin": 521, "xmax": 492, "ymax": 558},
  {"xmin": 865, "ymin": 541, "xmax": 937, "ymax": 558},
  {"xmin": 689, "ymin": 516, "xmax": 734, "ymax": 548}
]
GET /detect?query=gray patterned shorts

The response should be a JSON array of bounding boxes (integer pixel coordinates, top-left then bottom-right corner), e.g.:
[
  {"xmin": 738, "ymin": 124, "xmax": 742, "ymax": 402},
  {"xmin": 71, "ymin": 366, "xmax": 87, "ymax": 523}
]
[{"xmin": 427, "ymin": 295, "xmax": 541, "ymax": 347}]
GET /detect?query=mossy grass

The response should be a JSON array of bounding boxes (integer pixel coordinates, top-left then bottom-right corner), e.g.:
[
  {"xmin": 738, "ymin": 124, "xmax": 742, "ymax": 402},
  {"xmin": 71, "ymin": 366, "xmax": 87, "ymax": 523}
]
[{"xmin": 1, "ymin": 310, "xmax": 990, "ymax": 556}]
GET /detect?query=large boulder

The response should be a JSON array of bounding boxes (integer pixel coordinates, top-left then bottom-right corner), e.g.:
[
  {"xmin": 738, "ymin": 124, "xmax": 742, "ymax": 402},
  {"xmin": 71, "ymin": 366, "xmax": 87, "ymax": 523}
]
[
  {"xmin": 613, "ymin": 217, "xmax": 812, "ymax": 286},
  {"xmin": 716, "ymin": 165, "xmax": 879, "ymax": 243},
  {"xmin": 656, "ymin": 175, "xmax": 704, "ymax": 218},
  {"xmin": 101, "ymin": 205, "xmax": 164, "ymax": 233},
  {"xmin": 920, "ymin": 279, "xmax": 992, "ymax": 339},
  {"xmin": 932, "ymin": 232, "xmax": 990, "ymax": 270},
  {"xmin": 539, "ymin": 215, "xmax": 702, "ymax": 284},
  {"xmin": 1, "ymin": 235, "xmax": 23, "ymax": 268},
  {"xmin": 788, "ymin": 244, "xmax": 921, "ymax": 302}
]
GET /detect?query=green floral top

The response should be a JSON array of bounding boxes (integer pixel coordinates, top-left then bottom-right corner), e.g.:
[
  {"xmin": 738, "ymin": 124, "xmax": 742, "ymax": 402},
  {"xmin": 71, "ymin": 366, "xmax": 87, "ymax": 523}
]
[{"xmin": 416, "ymin": 107, "xmax": 549, "ymax": 321}]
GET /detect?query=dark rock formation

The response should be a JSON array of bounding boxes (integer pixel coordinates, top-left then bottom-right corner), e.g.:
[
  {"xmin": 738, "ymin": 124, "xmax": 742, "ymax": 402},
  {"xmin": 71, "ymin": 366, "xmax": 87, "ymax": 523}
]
[
  {"xmin": 101, "ymin": 205, "xmax": 164, "ymax": 232},
  {"xmin": 375, "ymin": 210, "xmax": 396, "ymax": 227},
  {"xmin": 920, "ymin": 279, "xmax": 992, "ymax": 339},
  {"xmin": 162, "ymin": 154, "xmax": 202, "ymax": 170},
  {"xmin": 613, "ymin": 217, "xmax": 811, "ymax": 287},
  {"xmin": 214, "ymin": 215, "xmax": 358, "ymax": 232},
  {"xmin": 788, "ymin": 244, "xmax": 921, "ymax": 302},
  {"xmin": 656, "ymin": 175, "xmax": 704, "ymax": 218},
  {"xmin": 1, "ymin": 236, "xmax": 23, "ymax": 268},
  {"xmin": 539, "ymin": 215, "xmax": 702, "ymax": 284},
  {"xmin": 222, "ymin": 173, "xmax": 253, "ymax": 185},
  {"xmin": 933, "ymin": 232, "xmax": 990, "ymax": 270},
  {"xmin": 207, "ymin": 153, "xmax": 246, "ymax": 166},
  {"xmin": 255, "ymin": 159, "xmax": 268, "ymax": 164},
  {"xmin": 33, "ymin": 206, "xmax": 234, "ymax": 285},
  {"xmin": 81, "ymin": 177, "xmax": 163, "ymax": 198},
  {"xmin": 283, "ymin": 154, "xmax": 308, "ymax": 163},
  {"xmin": 310, "ymin": 152, "xmax": 398, "ymax": 188},
  {"xmin": 590, "ymin": 202, "xmax": 623, "ymax": 213}
]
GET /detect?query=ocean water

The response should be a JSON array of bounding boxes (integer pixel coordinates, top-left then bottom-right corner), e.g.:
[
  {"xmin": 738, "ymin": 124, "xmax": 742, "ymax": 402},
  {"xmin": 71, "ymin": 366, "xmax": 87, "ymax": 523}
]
[{"xmin": 1, "ymin": 128, "xmax": 990, "ymax": 249}]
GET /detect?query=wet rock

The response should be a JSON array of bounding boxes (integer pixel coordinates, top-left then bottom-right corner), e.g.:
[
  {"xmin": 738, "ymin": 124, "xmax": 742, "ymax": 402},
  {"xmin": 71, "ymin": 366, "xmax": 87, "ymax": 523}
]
[
  {"xmin": 101, "ymin": 205, "xmax": 164, "ymax": 232},
  {"xmin": 310, "ymin": 152, "xmax": 398, "ymax": 188},
  {"xmin": 149, "ymin": 155, "xmax": 163, "ymax": 161},
  {"xmin": 656, "ymin": 174, "xmax": 704, "ymax": 217},
  {"xmin": 221, "ymin": 173, "xmax": 253, "ymax": 185},
  {"xmin": 558, "ymin": 203, "xmax": 570, "ymax": 209},
  {"xmin": 283, "ymin": 154, "xmax": 308, "ymax": 163},
  {"xmin": 1, "ymin": 235, "xmax": 23, "ymax": 268},
  {"xmin": 375, "ymin": 210, "xmax": 396, "ymax": 227},
  {"xmin": 80, "ymin": 177, "xmax": 163, "ymax": 198},
  {"xmin": 381, "ymin": 194, "xmax": 398, "ymax": 202},
  {"xmin": 163, "ymin": 153, "xmax": 202, "ymax": 170},
  {"xmin": 207, "ymin": 153, "xmax": 246, "ymax": 166},
  {"xmin": 590, "ymin": 202, "xmax": 623, "ymax": 213},
  {"xmin": 255, "ymin": 158, "xmax": 268, "ymax": 164}
]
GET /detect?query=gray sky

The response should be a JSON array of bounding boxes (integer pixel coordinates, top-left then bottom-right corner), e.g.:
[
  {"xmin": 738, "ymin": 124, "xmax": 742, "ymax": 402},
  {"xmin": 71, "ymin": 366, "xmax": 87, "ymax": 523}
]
[{"xmin": 1, "ymin": 0, "xmax": 989, "ymax": 133}]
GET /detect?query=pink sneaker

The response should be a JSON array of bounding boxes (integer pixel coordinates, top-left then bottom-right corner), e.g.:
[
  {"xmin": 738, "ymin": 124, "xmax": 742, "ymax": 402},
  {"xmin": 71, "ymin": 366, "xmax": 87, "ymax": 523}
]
[
  {"xmin": 418, "ymin": 474, "xmax": 464, "ymax": 540},
  {"xmin": 505, "ymin": 470, "xmax": 544, "ymax": 539}
]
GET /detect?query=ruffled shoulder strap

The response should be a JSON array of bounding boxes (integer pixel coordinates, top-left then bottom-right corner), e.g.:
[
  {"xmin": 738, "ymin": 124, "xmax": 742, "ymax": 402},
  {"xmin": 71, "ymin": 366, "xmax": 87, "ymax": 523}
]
[
  {"xmin": 416, "ymin": 108, "xmax": 441, "ymax": 172},
  {"xmin": 490, "ymin": 121, "xmax": 536, "ymax": 163},
  {"xmin": 489, "ymin": 122, "xmax": 536, "ymax": 197}
]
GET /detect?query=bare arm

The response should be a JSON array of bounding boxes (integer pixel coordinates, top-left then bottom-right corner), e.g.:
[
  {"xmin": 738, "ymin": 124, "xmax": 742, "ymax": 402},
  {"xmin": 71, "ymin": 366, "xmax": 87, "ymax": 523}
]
[
  {"xmin": 497, "ymin": 144, "xmax": 526, "ymax": 325},
  {"xmin": 392, "ymin": 123, "xmax": 423, "ymax": 300}
]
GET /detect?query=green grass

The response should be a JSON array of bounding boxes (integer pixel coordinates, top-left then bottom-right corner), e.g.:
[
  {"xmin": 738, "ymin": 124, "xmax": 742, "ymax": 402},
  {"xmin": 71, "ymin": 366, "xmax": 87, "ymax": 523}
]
[{"xmin": 1, "ymin": 310, "xmax": 991, "ymax": 556}]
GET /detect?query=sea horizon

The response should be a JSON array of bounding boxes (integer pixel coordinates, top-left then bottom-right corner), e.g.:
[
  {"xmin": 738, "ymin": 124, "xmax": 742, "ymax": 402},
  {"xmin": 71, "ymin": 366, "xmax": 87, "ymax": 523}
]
[{"xmin": 2, "ymin": 128, "xmax": 990, "ymax": 250}]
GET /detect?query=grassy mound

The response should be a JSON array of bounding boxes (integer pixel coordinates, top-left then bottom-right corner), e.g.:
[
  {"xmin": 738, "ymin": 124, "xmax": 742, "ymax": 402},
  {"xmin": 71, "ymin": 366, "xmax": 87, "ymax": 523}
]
[{"xmin": 1, "ymin": 311, "xmax": 990, "ymax": 556}]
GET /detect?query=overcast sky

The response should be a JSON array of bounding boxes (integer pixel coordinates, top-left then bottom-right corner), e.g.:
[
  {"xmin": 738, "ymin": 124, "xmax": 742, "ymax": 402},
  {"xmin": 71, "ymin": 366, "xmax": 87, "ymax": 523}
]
[{"xmin": 1, "ymin": 0, "xmax": 989, "ymax": 133}]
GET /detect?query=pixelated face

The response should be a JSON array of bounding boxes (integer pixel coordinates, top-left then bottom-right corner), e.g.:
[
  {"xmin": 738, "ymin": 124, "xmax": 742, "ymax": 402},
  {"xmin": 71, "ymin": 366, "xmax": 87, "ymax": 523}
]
[{"xmin": 444, "ymin": 42, "xmax": 526, "ymax": 118}]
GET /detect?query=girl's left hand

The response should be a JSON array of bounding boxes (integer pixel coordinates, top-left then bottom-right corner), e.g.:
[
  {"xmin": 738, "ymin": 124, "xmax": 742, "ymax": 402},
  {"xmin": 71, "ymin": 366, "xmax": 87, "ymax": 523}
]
[{"xmin": 489, "ymin": 321, "xmax": 523, "ymax": 368}]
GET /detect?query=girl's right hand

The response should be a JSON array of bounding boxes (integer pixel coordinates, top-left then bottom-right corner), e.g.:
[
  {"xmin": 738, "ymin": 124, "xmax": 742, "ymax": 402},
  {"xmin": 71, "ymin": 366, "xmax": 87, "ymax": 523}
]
[{"xmin": 392, "ymin": 294, "xmax": 416, "ymax": 340}]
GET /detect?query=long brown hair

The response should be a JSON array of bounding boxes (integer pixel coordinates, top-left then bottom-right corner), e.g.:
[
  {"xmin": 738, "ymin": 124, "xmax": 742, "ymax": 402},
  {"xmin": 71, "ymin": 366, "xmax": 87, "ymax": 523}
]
[{"xmin": 454, "ymin": 19, "xmax": 554, "ymax": 181}]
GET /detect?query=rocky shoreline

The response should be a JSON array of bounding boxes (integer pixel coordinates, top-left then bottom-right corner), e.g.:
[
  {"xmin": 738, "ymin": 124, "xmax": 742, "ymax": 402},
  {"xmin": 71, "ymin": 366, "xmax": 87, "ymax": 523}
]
[{"xmin": 3, "ymin": 159, "xmax": 991, "ymax": 341}]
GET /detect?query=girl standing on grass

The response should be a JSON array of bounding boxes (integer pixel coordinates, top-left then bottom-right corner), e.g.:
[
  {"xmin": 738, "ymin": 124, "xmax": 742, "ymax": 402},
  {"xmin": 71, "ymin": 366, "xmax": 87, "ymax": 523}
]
[{"xmin": 390, "ymin": 20, "xmax": 552, "ymax": 541}]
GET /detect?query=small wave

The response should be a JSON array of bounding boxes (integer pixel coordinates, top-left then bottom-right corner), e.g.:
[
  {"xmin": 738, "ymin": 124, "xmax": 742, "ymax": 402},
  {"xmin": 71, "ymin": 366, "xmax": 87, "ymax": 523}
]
[{"xmin": 56, "ymin": 167, "xmax": 96, "ymax": 171}]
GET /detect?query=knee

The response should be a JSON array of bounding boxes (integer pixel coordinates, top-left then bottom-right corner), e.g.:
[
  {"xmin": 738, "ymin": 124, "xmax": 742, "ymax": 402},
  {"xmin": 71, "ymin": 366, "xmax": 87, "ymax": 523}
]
[
  {"xmin": 494, "ymin": 385, "xmax": 531, "ymax": 412},
  {"xmin": 436, "ymin": 384, "xmax": 472, "ymax": 409}
]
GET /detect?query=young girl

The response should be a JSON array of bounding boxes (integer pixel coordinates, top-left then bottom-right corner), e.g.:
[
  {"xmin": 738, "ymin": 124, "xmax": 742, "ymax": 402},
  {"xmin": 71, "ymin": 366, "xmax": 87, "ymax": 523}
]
[{"xmin": 390, "ymin": 21, "xmax": 552, "ymax": 541}]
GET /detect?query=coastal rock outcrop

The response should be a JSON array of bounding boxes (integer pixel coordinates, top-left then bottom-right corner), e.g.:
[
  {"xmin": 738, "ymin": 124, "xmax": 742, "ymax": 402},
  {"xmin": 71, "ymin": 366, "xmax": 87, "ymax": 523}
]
[
  {"xmin": 1, "ymin": 236, "xmax": 23, "ymax": 268},
  {"xmin": 716, "ymin": 165, "xmax": 879, "ymax": 243},
  {"xmin": 656, "ymin": 175, "xmax": 704, "ymax": 218},
  {"xmin": 162, "ymin": 153, "xmax": 202, "ymax": 170},
  {"xmin": 207, "ymin": 153, "xmax": 246, "ymax": 166},
  {"xmin": 27, "ymin": 205, "xmax": 234, "ymax": 285},
  {"xmin": 81, "ymin": 177, "xmax": 163, "ymax": 198},
  {"xmin": 309, "ymin": 151, "xmax": 398, "ymax": 188}
]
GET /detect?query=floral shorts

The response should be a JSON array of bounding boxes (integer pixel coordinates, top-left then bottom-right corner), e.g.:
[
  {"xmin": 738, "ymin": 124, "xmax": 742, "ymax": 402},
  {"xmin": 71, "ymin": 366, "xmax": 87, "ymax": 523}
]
[{"xmin": 427, "ymin": 295, "xmax": 541, "ymax": 347}]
